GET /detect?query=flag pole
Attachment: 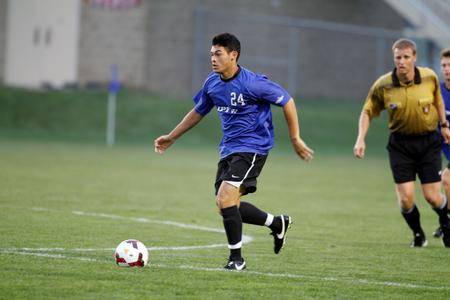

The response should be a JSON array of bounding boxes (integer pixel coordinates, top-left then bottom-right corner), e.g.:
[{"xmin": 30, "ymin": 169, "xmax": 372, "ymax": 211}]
[{"xmin": 106, "ymin": 65, "xmax": 120, "ymax": 146}]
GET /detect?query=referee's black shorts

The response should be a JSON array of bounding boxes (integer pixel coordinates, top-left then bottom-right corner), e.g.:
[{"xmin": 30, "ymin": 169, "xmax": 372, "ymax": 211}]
[
  {"xmin": 214, "ymin": 152, "xmax": 267, "ymax": 196},
  {"xmin": 387, "ymin": 131, "xmax": 442, "ymax": 184}
]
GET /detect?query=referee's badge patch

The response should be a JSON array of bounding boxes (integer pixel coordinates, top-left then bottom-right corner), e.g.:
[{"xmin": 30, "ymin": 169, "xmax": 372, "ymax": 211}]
[{"xmin": 389, "ymin": 103, "xmax": 398, "ymax": 110}]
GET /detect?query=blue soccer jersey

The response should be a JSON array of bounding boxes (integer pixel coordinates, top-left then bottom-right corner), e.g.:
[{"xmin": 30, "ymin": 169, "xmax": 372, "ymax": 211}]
[
  {"xmin": 194, "ymin": 66, "xmax": 291, "ymax": 158},
  {"xmin": 441, "ymin": 82, "xmax": 450, "ymax": 161}
]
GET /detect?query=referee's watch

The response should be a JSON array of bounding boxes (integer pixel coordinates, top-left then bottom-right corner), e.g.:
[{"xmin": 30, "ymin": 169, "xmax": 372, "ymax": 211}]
[{"xmin": 440, "ymin": 120, "xmax": 449, "ymax": 128}]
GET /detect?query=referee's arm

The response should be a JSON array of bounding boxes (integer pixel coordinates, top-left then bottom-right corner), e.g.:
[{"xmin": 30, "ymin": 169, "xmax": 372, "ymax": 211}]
[
  {"xmin": 435, "ymin": 88, "xmax": 450, "ymax": 144},
  {"xmin": 354, "ymin": 110, "xmax": 371, "ymax": 159}
]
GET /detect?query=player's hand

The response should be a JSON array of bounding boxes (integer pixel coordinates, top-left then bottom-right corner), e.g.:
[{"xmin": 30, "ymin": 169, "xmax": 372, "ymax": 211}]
[
  {"xmin": 441, "ymin": 127, "xmax": 450, "ymax": 144},
  {"xmin": 292, "ymin": 138, "xmax": 314, "ymax": 162},
  {"xmin": 353, "ymin": 140, "xmax": 366, "ymax": 159},
  {"xmin": 154, "ymin": 135, "xmax": 175, "ymax": 154}
]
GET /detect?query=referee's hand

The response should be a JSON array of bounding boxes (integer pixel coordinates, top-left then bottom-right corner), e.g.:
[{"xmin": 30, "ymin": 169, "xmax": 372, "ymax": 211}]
[
  {"xmin": 442, "ymin": 127, "xmax": 450, "ymax": 144},
  {"xmin": 353, "ymin": 140, "xmax": 365, "ymax": 159}
]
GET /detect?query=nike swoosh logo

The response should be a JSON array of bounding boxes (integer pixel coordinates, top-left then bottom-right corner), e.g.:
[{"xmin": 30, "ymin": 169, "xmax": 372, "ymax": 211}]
[
  {"xmin": 231, "ymin": 175, "xmax": 240, "ymax": 179},
  {"xmin": 277, "ymin": 216, "xmax": 286, "ymax": 239},
  {"xmin": 234, "ymin": 261, "xmax": 246, "ymax": 271}
]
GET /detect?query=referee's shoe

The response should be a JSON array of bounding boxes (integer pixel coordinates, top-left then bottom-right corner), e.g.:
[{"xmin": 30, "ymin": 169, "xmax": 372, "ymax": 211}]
[{"xmin": 271, "ymin": 215, "xmax": 292, "ymax": 254}]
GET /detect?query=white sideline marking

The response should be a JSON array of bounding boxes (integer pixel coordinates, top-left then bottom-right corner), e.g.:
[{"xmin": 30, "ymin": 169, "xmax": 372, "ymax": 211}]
[
  {"xmin": 1, "ymin": 250, "xmax": 447, "ymax": 291},
  {"xmin": 0, "ymin": 250, "xmax": 98, "ymax": 262},
  {"xmin": 20, "ymin": 208, "xmax": 449, "ymax": 291},
  {"xmin": 2, "ymin": 243, "xmax": 228, "ymax": 252},
  {"xmin": 70, "ymin": 209, "xmax": 252, "ymax": 244}
]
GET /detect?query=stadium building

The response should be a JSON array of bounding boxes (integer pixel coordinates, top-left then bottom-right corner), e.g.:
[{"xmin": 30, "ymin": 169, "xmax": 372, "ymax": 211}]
[{"xmin": 0, "ymin": 0, "xmax": 448, "ymax": 100}]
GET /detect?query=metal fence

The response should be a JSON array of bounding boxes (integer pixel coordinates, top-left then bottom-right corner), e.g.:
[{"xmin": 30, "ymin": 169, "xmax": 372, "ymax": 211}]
[{"xmin": 192, "ymin": 7, "xmax": 435, "ymax": 100}]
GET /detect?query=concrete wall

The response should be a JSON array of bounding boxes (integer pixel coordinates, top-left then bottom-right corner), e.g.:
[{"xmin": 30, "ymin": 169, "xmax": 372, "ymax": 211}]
[
  {"xmin": 1, "ymin": 0, "xmax": 410, "ymax": 100},
  {"xmin": 78, "ymin": 1, "xmax": 149, "ymax": 88},
  {"xmin": 140, "ymin": 0, "xmax": 407, "ymax": 100}
]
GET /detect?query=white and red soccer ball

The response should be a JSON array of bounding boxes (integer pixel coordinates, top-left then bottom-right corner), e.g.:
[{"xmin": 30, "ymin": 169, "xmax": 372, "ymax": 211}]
[{"xmin": 115, "ymin": 239, "xmax": 149, "ymax": 267}]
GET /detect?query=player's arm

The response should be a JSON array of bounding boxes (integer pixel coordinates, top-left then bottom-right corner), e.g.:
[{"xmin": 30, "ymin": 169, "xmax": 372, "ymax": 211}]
[
  {"xmin": 353, "ymin": 110, "xmax": 371, "ymax": 159},
  {"xmin": 282, "ymin": 98, "xmax": 314, "ymax": 161},
  {"xmin": 154, "ymin": 108, "xmax": 203, "ymax": 154},
  {"xmin": 435, "ymin": 83, "xmax": 450, "ymax": 144}
]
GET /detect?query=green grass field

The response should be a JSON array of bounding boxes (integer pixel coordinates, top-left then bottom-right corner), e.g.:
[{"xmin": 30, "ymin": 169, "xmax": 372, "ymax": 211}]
[{"xmin": 1, "ymin": 140, "xmax": 449, "ymax": 299}]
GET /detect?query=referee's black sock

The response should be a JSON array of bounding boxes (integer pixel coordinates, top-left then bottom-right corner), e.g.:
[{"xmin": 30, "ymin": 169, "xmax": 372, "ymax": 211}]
[
  {"xmin": 239, "ymin": 201, "xmax": 282, "ymax": 232},
  {"xmin": 221, "ymin": 206, "xmax": 242, "ymax": 260},
  {"xmin": 401, "ymin": 205, "xmax": 423, "ymax": 235},
  {"xmin": 433, "ymin": 197, "xmax": 450, "ymax": 227}
]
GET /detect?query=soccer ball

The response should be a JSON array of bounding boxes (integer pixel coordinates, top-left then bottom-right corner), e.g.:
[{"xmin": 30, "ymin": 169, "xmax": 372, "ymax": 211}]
[{"xmin": 115, "ymin": 239, "xmax": 149, "ymax": 267}]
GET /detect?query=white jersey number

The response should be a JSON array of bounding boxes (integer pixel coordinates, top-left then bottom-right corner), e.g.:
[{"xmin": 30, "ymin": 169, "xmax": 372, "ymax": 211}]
[{"xmin": 230, "ymin": 92, "xmax": 245, "ymax": 106}]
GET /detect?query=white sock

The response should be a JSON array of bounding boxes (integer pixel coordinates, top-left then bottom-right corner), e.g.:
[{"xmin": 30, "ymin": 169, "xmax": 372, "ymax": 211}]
[{"xmin": 264, "ymin": 213, "xmax": 274, "ymax": 226}]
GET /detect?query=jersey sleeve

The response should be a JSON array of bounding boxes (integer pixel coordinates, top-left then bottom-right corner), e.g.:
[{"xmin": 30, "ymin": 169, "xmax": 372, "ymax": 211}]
[
  {"xmin": 193, "ymin": 87, "xmax": 214, "ymax": 116},
  {"xmin": 249, "ymin": 75, "xmax": 292, "ymax": 106},
  {"xmin": 432, "ymin": 71, "xmax": 444, "ymax": 113},
  {"xmin": 363, "ymin": 81, "xmax": 384, "ymax": 119}
]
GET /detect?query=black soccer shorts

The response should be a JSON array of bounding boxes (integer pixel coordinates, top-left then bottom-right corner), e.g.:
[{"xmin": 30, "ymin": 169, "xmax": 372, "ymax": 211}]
[
  {"xmin": 387, "ymin": 131, "xmax": 442, "ymax": 184},
  {"xmin": 214, "ymin": 152, "xmax": 267, "ymax": 195}
]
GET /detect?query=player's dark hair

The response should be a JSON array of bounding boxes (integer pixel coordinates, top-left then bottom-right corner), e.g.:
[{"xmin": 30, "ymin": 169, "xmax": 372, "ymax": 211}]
[
  {"xmin": 392, "ymin": 38, "xmax": 417, "ymax": 55},
  {"xmin": 212, "ymin": 33, "xmax": 241, "ymax": 61},
  {"xmin": 441, "ymin": 47, "xmax": 450, "ymax": 58}
]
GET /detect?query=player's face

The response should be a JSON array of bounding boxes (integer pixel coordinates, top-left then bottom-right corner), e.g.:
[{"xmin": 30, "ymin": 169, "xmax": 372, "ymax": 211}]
[
  {"xmin": 210, "ymin": 45, "xmax": 237, "ymax": 74},
  {"xmin": 393, "ymin": 47, "xmax": 416, "ymax": 77},
  {"xmin": 441, "ymin": 57, "xmax": 450, "ymax": 82}
]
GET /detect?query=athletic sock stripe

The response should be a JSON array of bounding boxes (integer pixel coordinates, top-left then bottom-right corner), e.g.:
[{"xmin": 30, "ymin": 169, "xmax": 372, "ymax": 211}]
[{"xmin": 228, "ymin": 241, "xmax": 242, "ymax": 249}]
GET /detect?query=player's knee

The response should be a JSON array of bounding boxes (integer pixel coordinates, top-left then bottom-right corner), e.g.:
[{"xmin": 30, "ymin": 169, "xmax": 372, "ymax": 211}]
[
  {"xmin": 216, "ymin": 195, "xmax": 232, "ymax": 210},
  {"xmin": 442, "ymin": 174, "xmax": 450, "ymax": 190},
  {"xmin": 398, "ymin": 194, "xmax": 414, "ymax": 209}
]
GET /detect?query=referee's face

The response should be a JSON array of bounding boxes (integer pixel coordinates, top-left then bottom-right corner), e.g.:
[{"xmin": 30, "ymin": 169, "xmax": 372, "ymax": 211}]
[
  {"xmin": 210, "ymin": 45, "xmax": 237, "ymax": 74},
  {"xmin": 393, "ymin": 47, "xmax": 416, "ymax": 79},
  {"xmin": 442, "ymin": 57, "xmax": 450, "ymax": 82}
]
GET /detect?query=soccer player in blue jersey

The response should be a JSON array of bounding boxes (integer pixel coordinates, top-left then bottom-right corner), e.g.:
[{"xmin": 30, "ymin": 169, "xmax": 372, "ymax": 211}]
[
  {"xmin": 154, "ymin": 33, "xmax": 314, "ymax": 270},
  {"xmin": 434, "ymin": 47, "xmax": 450, "ymax": 238}
]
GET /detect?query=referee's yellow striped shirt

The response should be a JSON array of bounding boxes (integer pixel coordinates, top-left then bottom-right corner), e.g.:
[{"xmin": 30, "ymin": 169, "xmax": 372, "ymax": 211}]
[{"xmin": 363, "ymin": 67, "xmax": 443, "ymax": 135}]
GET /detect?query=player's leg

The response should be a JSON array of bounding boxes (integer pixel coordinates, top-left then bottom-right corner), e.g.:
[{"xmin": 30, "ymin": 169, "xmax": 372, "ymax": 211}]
[
  {"xmin": 434, "ymin": 167, "xmax": 450, "ymax": 237},
  {"xmin": 234, "ymin": 153, "xmax": 292, "ymax": 254},
  {"xmin": 422, "ymin": 182, "xmax": 450, "ymax": 247},
  {"xmin": 216, "ymin": 181, "xmax": 246, "ymax": 270},
  {"xmin": 396, "ymin": 182, "xmax": 427, "ymax": 247},
  {"xmin": 238, "ymin": 201, "xmax": 291, "ymax": 254},
  {"xmin": 214, "ymin": 153, "xmax": 262, "ymax": 270}
]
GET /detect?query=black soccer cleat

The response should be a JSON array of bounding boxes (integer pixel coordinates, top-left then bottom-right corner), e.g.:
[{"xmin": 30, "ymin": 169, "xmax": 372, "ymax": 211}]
[
  {"xmin": 271, "ymin": 215, "xmax": 292, "ymax": 254},
  {"xmin": 410, "ymin": 231, "xmax": 428, "ymax": 248},
  {"xmin": 441, "ymin": 225, "xmax": 450, "ymax": 248},
  {"xmin": 224, "ymin": 257, "xmax": 246, "ymax": 271},
  {"xmin": 433, "ymin": 226, "xmax": 443, "ymax": 238}
]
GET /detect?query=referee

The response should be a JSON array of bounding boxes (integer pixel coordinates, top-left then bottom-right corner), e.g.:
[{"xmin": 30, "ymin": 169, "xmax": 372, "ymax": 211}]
[{"xmin": 354, "ymin": 38, "xmax": 450, "ymax": 248}]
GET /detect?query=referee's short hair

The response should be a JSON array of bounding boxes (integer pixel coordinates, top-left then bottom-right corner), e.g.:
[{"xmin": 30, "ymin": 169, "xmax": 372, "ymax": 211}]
[
  {"xmin": 392, "ymin": 38, "xmax": 417, "ymax": 55},
  {"xmin": 212, "ymin": 33, "xmax": 241, "ymax": 61},
  {"xmin": 441, "ymin": 47, "xmax": 450, "ymax": 58}
]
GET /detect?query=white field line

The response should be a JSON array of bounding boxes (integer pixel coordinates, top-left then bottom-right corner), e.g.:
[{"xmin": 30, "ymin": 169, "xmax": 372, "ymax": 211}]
[
  {"xmin": 30, "ymin": 207, "xmax": 253, "ymax": 247},
  {"xmin": 19, "ymin": 208, "xmax": 449, "ymax": 291},
  {"xmin": 71, "ymin": 209, "xmax": 253, "ymax": 244},
  {"xmin": 2, "ymin": 243, "xmax": 228, "ymax": 252},
  {"xmin": 1, "ymin": 250, "xmax": 448, "ymax": 291}
]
